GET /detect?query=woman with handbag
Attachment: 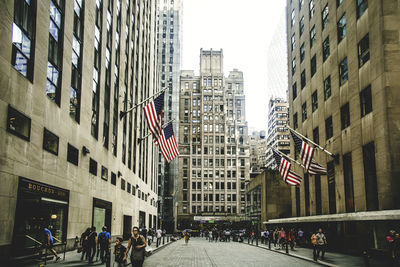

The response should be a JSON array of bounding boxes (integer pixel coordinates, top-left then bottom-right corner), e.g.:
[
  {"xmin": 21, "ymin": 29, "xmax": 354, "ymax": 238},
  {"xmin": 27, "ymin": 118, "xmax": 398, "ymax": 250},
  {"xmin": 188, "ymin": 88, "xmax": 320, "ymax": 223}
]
[{"xmin": 123, "ymin": 226, "xmax": 147, "ymax": 267}]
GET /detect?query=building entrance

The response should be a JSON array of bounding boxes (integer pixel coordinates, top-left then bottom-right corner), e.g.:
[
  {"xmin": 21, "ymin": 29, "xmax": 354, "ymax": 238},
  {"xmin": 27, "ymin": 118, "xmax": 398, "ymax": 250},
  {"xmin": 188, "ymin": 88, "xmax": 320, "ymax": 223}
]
[{"xmin": 92, "ymin": 198, "xmax": 112, "ymax": 234}]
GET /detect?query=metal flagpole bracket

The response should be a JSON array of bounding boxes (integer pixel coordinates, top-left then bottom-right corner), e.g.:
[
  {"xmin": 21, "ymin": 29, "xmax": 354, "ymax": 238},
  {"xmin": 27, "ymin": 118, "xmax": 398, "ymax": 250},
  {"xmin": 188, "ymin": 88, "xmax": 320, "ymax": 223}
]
[{"xmin": 119, "ymin": 88, "xmax": 167, "ymax": 120}]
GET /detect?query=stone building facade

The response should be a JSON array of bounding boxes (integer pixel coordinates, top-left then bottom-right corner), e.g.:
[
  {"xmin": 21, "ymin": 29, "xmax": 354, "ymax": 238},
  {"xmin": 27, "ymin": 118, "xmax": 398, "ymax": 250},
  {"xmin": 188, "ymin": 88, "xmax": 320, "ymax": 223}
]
[
  {"xmin": 249, "ymin": 131, "xmax": 268, "ymax": 173},
  {"xmin": 265, "ymin": 98, "xmax": 290, "ymax": 170},
  {"xmin": 284, "ymin": 0, "xmax": 400, "ymax": 252},
  {"xmin": 177, "ymin": 49, "xmax": 250, "ymax": 229},
  {"xmin": 0, "ymin": 0, "xmax": 159, "ymax": 260}
]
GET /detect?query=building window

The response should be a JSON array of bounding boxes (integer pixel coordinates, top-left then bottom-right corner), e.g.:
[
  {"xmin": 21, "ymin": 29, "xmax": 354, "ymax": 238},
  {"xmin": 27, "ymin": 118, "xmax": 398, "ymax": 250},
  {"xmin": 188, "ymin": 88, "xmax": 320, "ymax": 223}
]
[
  {"xmin": 340, "ymin": 103, "xmax": 350, "ymax": 130},
  {"xmin": 360, "ymin": 85, "xmax": 372, "ymax": 117},
  {"xmin": 46, "ymin": 0, "xmax": 64, "ymax": 106},
  {"xmin": 12, "ymin": 0, "xmax": 36, "ymax": 81},
  {"xmin": 312, "ymin": 91, "xmax": 318, "ymax": 112},
  {"xmin": 311, "ymin": 55, "xmax": 317, "ymax": 77},
  {"xmin": 324, "ymin": 76, "xmax": 331, "ymax": 100},
  {"xmin": 299, "ymin": 16, "xmax": 304, "ymax": 36},
  {"xmin": 343, "ymin": 153, "xmax": 355, "ymax": 212},
  {"xmin": 309, "ymin": 0, "xmax": 315, "ymax": 19},
  {"xmin": 313, "ymin": 127, "xmax": 319, "ymax": 144},
  {"xmin": 300, "ymin": 43, "xmax": 305, "ymax": 62},
  {"xmin": 301, "ymin": 70, "xmax": 306, "ymax": 89},
  {"xmin": 357, "ymin": 0, "xmax": 368, "ymax": 18},
  {"xmin": 292, "ymin": 82, "xmax": 297, "ymax": 100},
  {"xmin": 325, "ymin": 116, "xmax": 333, "ymax": 139},
  {"xmin": 358, "ymin": 33, "xmax": 370, "ymax": 67},
  {"xmin": 111, "ymin": 172, "xmax": 116, "ymax": 185},
  {"xmin": 70, "ymin": 0, "xmax": 84, "ymax": 122},
  {"xmin": 89, "ymin": 158, "xmax": 98, "ymax": 175},
  {"xmin": 127, "ymin": 182, "xmax": 131, "ymax": 193},
  {"xmin": 302, "ymin": 102, "xmax": 307, "ymax": 122},
  {"xmin": 327, "ymin": 161, "xmax": 336, "ymax": 214},
  {"xmin": 291, "ymin": 9, "xmax": 295, "ymax": 27},
  {"xmin": 7, "ymin": 105, "xmax": 31, "ymax": 141},
  {"xmin": 43, "ymin": 128, "xmax": 59, "ymax": 155},
  {"xmin": 323, "ymin": 37, "xmax": 330, "ymax": 62},
  {"xmin": 363, "ymin": 141, "xmax": 378, "ymax": 211},
  {"xmin": 101, "ymin": 166, "xmax": 108, "ymax": 181},
  {"xmin": 121, "ymin": 179, "xmax": 126, "ymax": 191},
  {"xmin": 337, "ymin": 13, "xmax": 346, "ymax": 43},
  {"xmin": 299, "ymin": 0, "xmax": 304, "ymax": 10},
  {"xmin": 322, "ymin": 4, "xmax": 329, "ymax": 30},
  {"xmin": 67, "ymin": 143, "xmax": 79, "ymax": 165},
  {"xmin": 293, "ymin": 112, "xmax": 298, "ymax": 129},
  {"xmin": 339, "ymin": 57, "xmax": 348, "ymax": 86},
  {"xmin": 185, "ymin": 82, "xmax": 189, "ymax": 89},
  {"xmin": 310, "ymin": 26, "xmax": 316, "ymax": 47},
  {"xmin": 292, "ymin": 58, "xmax": 296, "ymax": 75},
  {"xmin": 291, "ymin": 33, "xmax": 296, "ymax": 51}
]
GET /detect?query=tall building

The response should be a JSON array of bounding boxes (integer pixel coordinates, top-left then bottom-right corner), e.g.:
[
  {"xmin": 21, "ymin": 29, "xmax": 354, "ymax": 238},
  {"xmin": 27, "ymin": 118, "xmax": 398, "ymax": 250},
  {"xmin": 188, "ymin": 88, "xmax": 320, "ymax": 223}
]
[
  {"xmin": 156, "ymin": 0, "xmax": 182, "ymax": 233},
  {"xmin": 177, "ymin": 49, "xmax": 250, "ymax": 229},
  {"xmin": 265, "ymin": 98, "xmax": 290, "ymax": 170},
  {"xmin": 249, "ymin": 131, "xmax": 268, "ymax": 174},
  {"xmin": 0, "ymin": 0, "xmax": 159, "ymax": 260},
  {"xmin": 283, "ymin": 0, "xmax": 400, "ymax": 251}
]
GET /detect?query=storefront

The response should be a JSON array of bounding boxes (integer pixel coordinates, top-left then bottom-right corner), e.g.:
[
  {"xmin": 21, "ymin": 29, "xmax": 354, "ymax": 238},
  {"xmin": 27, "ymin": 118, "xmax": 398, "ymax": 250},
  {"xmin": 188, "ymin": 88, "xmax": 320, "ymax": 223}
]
[
  {"xmin": 92, "ymin": 198, "xmax": 112, "ymax": 234},
  {"xmin": 13, "ymin": 177, "xmax": 69, "ymax": 257}
]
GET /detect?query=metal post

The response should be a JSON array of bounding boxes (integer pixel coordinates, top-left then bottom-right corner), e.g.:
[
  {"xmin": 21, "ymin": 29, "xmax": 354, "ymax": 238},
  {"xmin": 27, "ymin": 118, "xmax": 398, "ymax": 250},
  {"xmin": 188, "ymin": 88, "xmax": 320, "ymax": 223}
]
[
  {"xmin": 248, "ymin": 236, "xmax": 250, "ymax": 244},
  {"xmin": 167, "ymin": 236, "xmax": 170, "ymax": 242},
  {"xmin": 286, "ymin": 240, "xmax": 289, "ymax": 254},
  {"xmin": 256, "ymin": 237, "xmax": 258, "ymax": 246},
  {"xmin": 44, "ymin": 247, "xmax": 47, "ymax": 265},
  {"xmin": 269, "ymin": 238, "xmax": 271, "ymax": 249},
  {"xmin": 63, "ymin": 243, "xmax": 66, "ymax": 260},
  {"xmin": 106, "ymin": 248, "xmax": 111, "ymax": 267},
  {"xmin": 162, "ymin": 236, "xmax": 165, "ymax": 245},
  {"xmin": 363, "ymin": 250, "xmax": 370, "ymax": 267}
]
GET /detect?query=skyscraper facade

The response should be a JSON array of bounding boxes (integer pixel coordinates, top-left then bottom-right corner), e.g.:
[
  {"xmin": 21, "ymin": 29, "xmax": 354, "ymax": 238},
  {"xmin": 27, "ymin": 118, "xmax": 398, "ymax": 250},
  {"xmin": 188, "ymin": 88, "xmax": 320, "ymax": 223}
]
[
  {"xmin": 156, "ymin": 0, "xmax": 182, "ymax": 233},
  {"xmin": 283, "ymin": 0, "xmax": 400, "ymax": 251},
  {"xmin": 0, "ymin": 0, "xmax": 159, "ymax": 260},
  {"xmin": 177, "ymin": 49, "xmax": 250, "ymax": 229}
]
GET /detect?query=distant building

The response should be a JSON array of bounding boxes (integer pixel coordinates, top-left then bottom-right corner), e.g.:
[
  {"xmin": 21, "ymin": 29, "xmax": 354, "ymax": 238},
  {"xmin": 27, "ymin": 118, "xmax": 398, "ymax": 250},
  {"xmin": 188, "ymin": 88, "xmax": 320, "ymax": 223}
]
[
  {"xmin": 249, "ymin": 131, "xmax": 268, "ymax": 174},
  {"xmin": 265, "ymin": 98, "xmax": 290, "ymax": 170},
  {"xmin": 177, "ymin": 49, "xmax": 250, "ymax": 229},
  {"xmin": 285, "ymin": 0, "xmax": 400, "ymax": 252}
]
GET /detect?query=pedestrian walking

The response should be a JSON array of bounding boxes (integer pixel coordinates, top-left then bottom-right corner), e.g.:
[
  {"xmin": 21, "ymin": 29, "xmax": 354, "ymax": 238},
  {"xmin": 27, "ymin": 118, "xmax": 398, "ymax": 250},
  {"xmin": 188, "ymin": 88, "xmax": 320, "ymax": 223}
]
[
  {"xmin": 297, "ymin": 228, "xmax": 304, "ymax": 246},
  {"xmin": 316, "ymin": 228, "xmax": 327, "ymax": 260},
  {"xmin": 124, "ymin": 226, "xmax": 147, "ymax": 267},
  {"xmin": 289, "ymin": 228, "xmax": 296, "ymax": 250},
  {"xmin": 278, "ymin": 228, "xmax": 286, "ymax": 249},
  {"xmin": 80, "ymin": 227, "xmax": 91, "ymax": 261},
  {"xmin": 97, "ymin": 226, "xmax": 111, "ymax": 264},
  {"xmin": 87, "ymin": 226, "xmax": 97, "ymax": 264},
  {"xmin": 42, "ymin": 225, "xmax": 61, "ymax": 262},
  {"xmin": 387, "ymin": 230, "xmax": 397, "ymax": 264},
  {"xmin": 311, "ymin": 231, "xmax": 318, "ymax": 261},
  {"xmin": 273, "ymin": 228, "xmax": 279, "ymax": 247},
  {"xmin": 208, "ymin": 230, "xmax": 213, "ymax": 242},
  {"xmin": 156, "ymin": 228, "xmax": 162, "ymax": 247},
  {"xmin": 114, "ymin": 237, "xmax": 127, "ymax": 267},
  {"xmin": 393, "ymin": 233, "xmax": 400, "ymax": 266},
  {"xmin": 184, "ymin": 231, "xmax": 190, "ymax": 245}
]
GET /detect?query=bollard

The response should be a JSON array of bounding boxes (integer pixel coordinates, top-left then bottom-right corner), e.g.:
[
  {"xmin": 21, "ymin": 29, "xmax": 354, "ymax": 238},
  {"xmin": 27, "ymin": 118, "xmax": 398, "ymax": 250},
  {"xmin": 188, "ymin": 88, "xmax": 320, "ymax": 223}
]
[
  {"xmin": 167, "ymin": 236, "xmax": 170, "ymax": 242},
  {"xmin": 256, "ymin": 237, "xmax": 258, "ymax": 246},
  {"xmin": 362, "ymin": 250, "xmax": 370, "ymax": 267},
  {"xmin": 106, "ymin": 249, "xmax": 111, "ymax": 267},
  {"xmin": 286, "ymin": 240, "xmax": 289, "ymax": 254},
  {"xmin": 248, "ymin": 237, "xmax": 250, "ymax": 244},
  {"xmin": 268, "ymin": 238, "xmax": 271, "ymax": 250},
  {"xmin": 162, "ymin": 236, "xmax": 165, "ymax": 245}
]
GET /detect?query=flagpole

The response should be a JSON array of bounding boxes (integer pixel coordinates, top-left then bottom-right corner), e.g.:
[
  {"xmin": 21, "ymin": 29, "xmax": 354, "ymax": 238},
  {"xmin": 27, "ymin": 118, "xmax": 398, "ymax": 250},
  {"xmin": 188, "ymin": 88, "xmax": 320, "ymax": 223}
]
[
  {"xmin": 272, "ymin": 148, "xmax": 304, "ymax": 168},
  {"xmin": 119, "ymin": 88, "xmax": 167, "ymax": 120},
  {"xmin": 287, "ymin": 126, "xmax": 335, "ymax": 157},
  {"xmin": 138, "ymin": 119, "xmax": 175, "ymax": 142}
]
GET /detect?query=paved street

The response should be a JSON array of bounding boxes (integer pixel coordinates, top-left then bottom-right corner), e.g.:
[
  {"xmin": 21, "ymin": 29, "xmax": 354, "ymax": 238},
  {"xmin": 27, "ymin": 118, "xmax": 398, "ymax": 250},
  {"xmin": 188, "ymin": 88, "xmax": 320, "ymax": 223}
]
[{"xmin": 144, "ymin": 238, "xmax": 320, "ymax": 267}]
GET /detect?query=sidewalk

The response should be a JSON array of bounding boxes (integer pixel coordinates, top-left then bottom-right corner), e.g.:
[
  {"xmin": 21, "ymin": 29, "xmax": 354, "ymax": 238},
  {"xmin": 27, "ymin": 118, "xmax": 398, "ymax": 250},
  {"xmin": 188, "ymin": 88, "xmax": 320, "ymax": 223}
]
[
  {"xmin": 243, "ymin": 240, "xmax": 390, "ymax": 267},
  {"xmin": 22, "ymin": 236, "xmax": 177, "ymax": 266}
]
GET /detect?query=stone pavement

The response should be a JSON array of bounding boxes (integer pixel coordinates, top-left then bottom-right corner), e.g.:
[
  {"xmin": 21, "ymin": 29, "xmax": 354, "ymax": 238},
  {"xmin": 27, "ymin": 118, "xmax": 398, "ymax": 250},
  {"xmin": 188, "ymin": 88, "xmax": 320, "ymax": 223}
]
[
  {"xmin": 22, "ymin": 236, "xmax": 175, "ymax": 267},
  {"xmin": 243, "ymin": 239, "xmax": 390, "ymax": 267},
  {"xmin": 144, "ymin": 238, "xmax": 321, "ymax": 267}
]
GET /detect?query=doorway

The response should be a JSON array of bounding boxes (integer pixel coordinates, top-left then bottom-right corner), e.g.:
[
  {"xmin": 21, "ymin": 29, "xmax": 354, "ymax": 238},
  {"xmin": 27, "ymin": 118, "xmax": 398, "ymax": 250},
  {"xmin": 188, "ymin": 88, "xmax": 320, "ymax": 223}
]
[{"xmin": 123, "ymin": 215, "xmax": 132, "ymax": 240}]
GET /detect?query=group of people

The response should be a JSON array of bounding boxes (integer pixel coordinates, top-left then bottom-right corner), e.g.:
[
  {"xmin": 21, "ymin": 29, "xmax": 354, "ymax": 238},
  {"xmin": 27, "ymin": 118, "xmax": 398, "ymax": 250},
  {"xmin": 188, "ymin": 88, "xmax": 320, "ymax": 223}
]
[
  {"xmin": 204, "ymin": 228, "xmax": 233, "ymax": 242},
  {"xmin": 79, "ymin": 226, "xmax": 111, "ymax": 264},
  {"xmin": 386, "ymin": 230, "xmax": 400, "ymax": 266}
]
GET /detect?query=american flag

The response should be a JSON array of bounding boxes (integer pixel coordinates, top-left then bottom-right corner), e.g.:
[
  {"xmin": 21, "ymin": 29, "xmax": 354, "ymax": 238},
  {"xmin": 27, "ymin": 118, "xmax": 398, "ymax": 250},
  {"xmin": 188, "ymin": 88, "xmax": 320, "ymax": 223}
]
[
  {"xmin": 143, "ymin": 92, "xmax": 164, "ymax": 143},
  {"xmin": 290, "ymin": 130, "xmax": 327, "ymax": 175},
  {"xmin": 157, "ymin": 123, "xmax": 179, "ymax": 163},
  {"xmin": 272, "ymin": 150, "xmax": 302, "ymax": 186}
]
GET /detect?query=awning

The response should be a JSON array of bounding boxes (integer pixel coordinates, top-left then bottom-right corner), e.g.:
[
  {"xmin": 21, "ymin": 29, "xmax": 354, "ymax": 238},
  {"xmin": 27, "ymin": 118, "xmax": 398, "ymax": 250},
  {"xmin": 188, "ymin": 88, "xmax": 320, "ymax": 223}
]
[{"xmin": 263, "ymin": 209, "xmax": 400, "ymax": 224}]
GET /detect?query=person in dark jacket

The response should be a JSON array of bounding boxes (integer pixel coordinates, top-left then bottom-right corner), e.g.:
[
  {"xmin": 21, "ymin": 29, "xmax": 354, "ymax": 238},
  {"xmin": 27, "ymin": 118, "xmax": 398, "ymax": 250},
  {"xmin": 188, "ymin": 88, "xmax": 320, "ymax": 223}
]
[
  {"xmin": 114, "ymin": 237, "xmax": 126, "ymax": 267},
  {"xmin": 80, "ymin": 228, "xmax": 91, "ymax": 261},
  {"xmin": 87, "ymin": 226, "xmax": 97, "ymax": 264}
]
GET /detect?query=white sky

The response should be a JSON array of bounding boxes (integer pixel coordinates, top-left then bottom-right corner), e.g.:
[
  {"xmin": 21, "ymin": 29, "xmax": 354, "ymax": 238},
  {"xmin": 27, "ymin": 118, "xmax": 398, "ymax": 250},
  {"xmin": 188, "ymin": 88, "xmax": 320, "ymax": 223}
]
[{"xmin": 181, "ymin": 0, "xmax": 288, "ymax": 132}]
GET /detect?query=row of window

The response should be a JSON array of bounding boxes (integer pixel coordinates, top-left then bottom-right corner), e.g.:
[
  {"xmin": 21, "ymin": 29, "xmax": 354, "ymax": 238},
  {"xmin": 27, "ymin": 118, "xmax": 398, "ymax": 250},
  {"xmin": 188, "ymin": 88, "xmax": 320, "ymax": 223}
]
[
  {"xmin": 185, "ymin": 205, "xmax": 240, "ymax": 214},
  {"xmin": 183, "ymin": 169, "xmax": 246, "ymax": 178},
  {"xmin": 293, "ymin": 85, "xmax": 372, "ymax": 140}
]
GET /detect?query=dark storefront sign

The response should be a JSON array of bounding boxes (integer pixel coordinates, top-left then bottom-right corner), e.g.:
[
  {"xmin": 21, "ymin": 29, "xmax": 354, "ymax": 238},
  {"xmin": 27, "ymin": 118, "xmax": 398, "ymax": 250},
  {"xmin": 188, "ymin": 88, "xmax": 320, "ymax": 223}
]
[{"xmin": 13, "ymin": 177, "xmax": 69, "ymax": 257}]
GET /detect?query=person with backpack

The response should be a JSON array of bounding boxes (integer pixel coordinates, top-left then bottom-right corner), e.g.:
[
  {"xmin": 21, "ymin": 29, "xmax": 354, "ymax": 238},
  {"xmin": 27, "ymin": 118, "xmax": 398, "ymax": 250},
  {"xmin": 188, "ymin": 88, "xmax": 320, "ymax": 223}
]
[
  {"xmin": 42, "ymin": 225, "xmax": 61, "ymax": 262},
  {"xmin": 311, "ymin": 231, "xmax": 318, "ymax": 261},
  {"xmin": 316, "ymin": 228, "xmax": 327, "ymax": 260},
  {"xmin": 123, "ymin": 226, "xmax": 147, "ymax": 267},
  {"xmin": 87, "ymin": 226, "xmax": 97, "ymax": 264},
  {"xmin": 114, "ymin": 237, "xmax": 126, "ymax": 267},
  {"xmin": 97, "ymin": 226, "xmax": 111, "ymax": 264}
]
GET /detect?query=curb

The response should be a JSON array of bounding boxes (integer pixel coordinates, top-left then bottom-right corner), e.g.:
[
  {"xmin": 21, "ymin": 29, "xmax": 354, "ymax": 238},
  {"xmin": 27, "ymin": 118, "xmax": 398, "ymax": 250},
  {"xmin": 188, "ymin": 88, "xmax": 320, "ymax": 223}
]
[
  {"xmin": 148, "ymin": 239, "xmax": 176, "ymax": 256},
  {"xmin": 242, "ymin": 242, "xmax": 341, "ymax": 267}
]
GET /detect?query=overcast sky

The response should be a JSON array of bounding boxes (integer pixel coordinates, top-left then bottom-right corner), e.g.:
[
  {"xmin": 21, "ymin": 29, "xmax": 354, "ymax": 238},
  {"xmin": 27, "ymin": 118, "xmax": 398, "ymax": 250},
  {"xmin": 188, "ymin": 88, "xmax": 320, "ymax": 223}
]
[{"xmin": 181, "ymin": 0, "xmax": 288, "ymax": 132}]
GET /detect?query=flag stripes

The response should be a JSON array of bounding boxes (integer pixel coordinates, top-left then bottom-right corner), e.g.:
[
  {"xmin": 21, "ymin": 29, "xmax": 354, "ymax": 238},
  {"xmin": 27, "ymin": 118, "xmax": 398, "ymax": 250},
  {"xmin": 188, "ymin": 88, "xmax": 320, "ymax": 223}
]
[
  {"xmin": 143, "ymin": 92, "xmax": 164, "ymax": 142},
  {"xmin": 273, "ymin": 149, "xmax": 302, "ymax": 186},
  {"xmin": 157, "ymin": 123, "xmax": 179, "ymax": 163}
]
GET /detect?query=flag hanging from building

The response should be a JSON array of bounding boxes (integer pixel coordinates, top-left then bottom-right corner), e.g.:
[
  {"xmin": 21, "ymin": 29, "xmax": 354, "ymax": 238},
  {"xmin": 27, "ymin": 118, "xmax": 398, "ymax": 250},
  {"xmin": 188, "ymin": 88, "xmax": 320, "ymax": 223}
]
[
  {"xmin": 143, "ymin": 92, "xmax": 165, "ymax": 143},
  {"xmin": 290, "ymin": 130, "xmax": 327, "ymax": 175},
  {"xmin": 272, "ymin": 149, "xmax": 302, "ymax": 186},
  {"xmin": 157, "ymin": 123, "xmax": 179, "ymax": 163}
]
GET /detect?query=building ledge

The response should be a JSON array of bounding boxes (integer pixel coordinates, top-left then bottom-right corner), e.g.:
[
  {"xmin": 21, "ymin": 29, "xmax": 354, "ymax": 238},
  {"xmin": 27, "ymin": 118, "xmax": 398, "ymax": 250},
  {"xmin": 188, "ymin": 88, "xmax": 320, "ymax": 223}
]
[{"xmin": 263, "ymin": 209, "xmax": 400, "ymax": 224}]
